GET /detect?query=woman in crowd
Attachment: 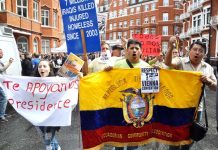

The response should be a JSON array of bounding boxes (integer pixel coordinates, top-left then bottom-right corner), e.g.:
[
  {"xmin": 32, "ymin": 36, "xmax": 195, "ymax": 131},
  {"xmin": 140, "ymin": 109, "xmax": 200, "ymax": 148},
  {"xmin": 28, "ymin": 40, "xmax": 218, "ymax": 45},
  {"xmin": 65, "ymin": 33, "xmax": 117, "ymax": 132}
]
[{"xmin": 33, "ymin": 59, "xmax": 61, "ymax": 150}]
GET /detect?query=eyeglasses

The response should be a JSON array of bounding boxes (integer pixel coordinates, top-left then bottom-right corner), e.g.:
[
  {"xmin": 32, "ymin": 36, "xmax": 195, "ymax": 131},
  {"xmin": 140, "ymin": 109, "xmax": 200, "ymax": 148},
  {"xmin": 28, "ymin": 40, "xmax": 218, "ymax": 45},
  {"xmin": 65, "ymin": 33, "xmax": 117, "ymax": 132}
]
[{"xmin": 102, "ymin": 47, "xmax": 109, "ymax": 50}]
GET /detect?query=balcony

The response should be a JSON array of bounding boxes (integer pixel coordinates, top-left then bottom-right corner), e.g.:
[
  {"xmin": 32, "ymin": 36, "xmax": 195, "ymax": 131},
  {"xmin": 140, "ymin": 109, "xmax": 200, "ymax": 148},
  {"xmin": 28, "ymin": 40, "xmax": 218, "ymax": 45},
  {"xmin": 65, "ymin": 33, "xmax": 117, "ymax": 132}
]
[
  {"xmin": 180, "ymin": 12, "xmax": 190, "ymax": 20},
  {"xmin": 188, "ymin": 2, "xmax": 202, "ymax": 12},
  {"xmin": 179, "ymin": 30, "xmax": 191, "ymax": 39},
  {"xmin": 179, "ymin": 32, "xmax": 186, "ymax": 39},
  {"xmin": 211, "ymin": 16, "xmax": 218, "ymax": 26},
  {"xmin": 190, "ymin": 27, "xmax": 202, "ymax": 35}
]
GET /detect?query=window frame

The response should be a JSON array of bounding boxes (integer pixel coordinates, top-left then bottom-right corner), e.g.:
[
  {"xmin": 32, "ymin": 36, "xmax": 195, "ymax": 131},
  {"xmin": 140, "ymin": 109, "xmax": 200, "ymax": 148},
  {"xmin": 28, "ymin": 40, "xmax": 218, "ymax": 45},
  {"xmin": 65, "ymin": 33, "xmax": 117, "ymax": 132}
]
[{"xmin": 17, "ymin": 0, "xmax": 28, "ymax": 17}]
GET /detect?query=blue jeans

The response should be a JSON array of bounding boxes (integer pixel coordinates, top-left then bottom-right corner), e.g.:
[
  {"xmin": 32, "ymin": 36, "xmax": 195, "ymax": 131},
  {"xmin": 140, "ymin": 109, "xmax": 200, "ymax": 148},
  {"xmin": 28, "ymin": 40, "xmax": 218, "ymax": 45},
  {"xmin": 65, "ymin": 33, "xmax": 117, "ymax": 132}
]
[
  {"xmin": 0, "ymin": 87, "xmax": 7, "ymax": 118},
  {"xmin": 40, "ymin": 127, "xmax": 60, "ymax": 150}
]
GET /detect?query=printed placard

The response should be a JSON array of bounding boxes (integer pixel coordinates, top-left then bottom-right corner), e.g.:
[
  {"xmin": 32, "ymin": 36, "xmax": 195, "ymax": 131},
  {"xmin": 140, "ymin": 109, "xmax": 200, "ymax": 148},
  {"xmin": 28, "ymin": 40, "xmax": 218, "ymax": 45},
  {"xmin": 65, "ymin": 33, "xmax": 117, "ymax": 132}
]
[
  {"xmin": 141, "ymin": 68, "xmax": 159, "ymax": 93},
  {"xmin": 60, "ymin": 0, "xmax": 101, "ymax": 54}
]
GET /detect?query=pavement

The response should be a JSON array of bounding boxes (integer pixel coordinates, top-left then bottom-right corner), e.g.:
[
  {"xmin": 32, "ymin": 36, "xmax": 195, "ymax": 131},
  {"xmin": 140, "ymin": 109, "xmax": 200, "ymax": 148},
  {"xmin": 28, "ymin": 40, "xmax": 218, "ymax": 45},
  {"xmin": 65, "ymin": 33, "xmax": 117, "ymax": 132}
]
[{"xmin": 0, "ymin": 88, "xmax": 218, "ymax": 150}]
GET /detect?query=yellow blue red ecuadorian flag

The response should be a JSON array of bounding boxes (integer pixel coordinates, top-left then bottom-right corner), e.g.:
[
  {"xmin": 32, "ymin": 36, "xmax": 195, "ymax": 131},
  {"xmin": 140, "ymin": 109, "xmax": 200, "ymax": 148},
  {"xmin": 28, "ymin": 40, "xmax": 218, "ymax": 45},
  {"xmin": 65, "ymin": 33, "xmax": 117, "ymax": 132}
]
[{"xmin": 79, "ymin": 68, "xmax": 202, "ymax": 150}]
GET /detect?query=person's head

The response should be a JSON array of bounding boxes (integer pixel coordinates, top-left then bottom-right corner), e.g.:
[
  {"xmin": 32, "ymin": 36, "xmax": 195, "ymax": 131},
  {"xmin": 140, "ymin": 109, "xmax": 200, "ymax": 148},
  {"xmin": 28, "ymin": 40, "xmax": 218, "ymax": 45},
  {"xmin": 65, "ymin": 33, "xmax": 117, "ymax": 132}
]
[
  {"xmin": 0, "ymin": 48, "xmax": 3, "ymax": 59},
  {"xmin": 101, "ymin": 41, "xmax": 110, "ymax": 52},
  {"xmin": 34, "ymin": 60, "xmax": 54, "ymax": 77},
  {"xmin": 126, "ymin": 39, "xmax": 142, "ymax": 63},
  {"xmin": 189, "ymin": 41, "xmax": 206, "ymax": 66},
  {"xmin": 172, "ymin": 49, "xmax": 179, "ymax": 58},
  {"xmin": 33, "ymin": 53, "xmax": 39, "ymax": 58},
  {"xmin": 157, "ymin": 52, "xmax": 165, "ymax": 62},
  {"xmin": 24, "ymin": 52, "xmax": 31, "ymax": 59},
  {"xmin": 20, "ymin": 53, "xmax": 25, "ymax": 60},
  {"xmin": 111, "ymin": 45, "xmax": 123, "ymax": 57}
]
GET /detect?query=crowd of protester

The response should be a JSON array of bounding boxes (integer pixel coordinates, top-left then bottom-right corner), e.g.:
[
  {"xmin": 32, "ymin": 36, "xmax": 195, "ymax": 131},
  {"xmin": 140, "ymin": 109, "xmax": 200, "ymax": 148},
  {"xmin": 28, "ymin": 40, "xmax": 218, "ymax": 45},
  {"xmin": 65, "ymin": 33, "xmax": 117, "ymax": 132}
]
[{"xmin": 0, "ymin": 35, "xmax": 217, "ymax": 150}]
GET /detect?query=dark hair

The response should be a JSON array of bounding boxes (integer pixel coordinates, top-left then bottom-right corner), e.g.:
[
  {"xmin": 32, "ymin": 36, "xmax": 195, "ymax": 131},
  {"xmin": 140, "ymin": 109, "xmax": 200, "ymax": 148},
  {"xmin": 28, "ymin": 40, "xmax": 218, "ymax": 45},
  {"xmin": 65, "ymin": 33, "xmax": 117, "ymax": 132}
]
[
  {"xmin": 127, "ymin": 39, "xmax": 142, "ymax": 49},
  {"xmin": 24, "ymin": 52, "xmax": 31, "ymax": 59},
  {"xmin": 189, "ymin": 41, "xmax": 206, "ymax": 53},
  {"xmin": 33, "ymin": 59, "xmax": 55, "ymax": 77},
  {"xmin": 112, "ymin": 45, "xmax": 124, "ymax": 51}
]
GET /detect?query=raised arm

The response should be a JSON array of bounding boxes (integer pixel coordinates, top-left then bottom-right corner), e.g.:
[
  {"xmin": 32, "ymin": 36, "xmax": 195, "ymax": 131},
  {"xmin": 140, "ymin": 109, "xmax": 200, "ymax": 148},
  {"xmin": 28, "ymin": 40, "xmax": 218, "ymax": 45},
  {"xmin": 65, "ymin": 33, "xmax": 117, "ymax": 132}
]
[{"xmin": 165, "ymin": 36, "xmax": 178, "ymax": 69}]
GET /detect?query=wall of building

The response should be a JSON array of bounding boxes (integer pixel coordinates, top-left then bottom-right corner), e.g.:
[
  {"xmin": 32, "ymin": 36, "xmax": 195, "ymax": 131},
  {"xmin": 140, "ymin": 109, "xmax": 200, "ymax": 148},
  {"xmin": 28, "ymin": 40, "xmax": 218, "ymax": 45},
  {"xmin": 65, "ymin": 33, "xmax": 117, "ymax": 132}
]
[{"xmin": 0, "ymin": 0, "xmax": 63, "ymax": 54}]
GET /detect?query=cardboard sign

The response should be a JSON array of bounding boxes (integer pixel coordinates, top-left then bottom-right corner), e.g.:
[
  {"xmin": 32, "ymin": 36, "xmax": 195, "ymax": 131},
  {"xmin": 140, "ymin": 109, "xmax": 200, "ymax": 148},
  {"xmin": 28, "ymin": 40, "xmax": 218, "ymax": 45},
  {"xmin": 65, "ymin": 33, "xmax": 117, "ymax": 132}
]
[
  {"xmin": 0, "ymin": 76, "xmax": 78, "ymax": 126},
  {"xmin": 58, "ymin": 53, "xmax": 84, "ymax": 77},
  {"xmin": 133, "ymin": 34, "xmax": 161, "ymax": 56},
  {"xmin": 60, "ymin": 0, "xmax": 101, "ymax": 54}
]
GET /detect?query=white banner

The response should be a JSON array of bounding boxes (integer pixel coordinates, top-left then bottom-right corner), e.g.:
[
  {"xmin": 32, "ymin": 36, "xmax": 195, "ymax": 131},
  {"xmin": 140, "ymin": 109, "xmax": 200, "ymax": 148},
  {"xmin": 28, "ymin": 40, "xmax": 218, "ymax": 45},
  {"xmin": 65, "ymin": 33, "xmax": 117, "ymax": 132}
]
[{"xmin": 0, "ymin": 75, "xmax": 78, "ymax": 126}]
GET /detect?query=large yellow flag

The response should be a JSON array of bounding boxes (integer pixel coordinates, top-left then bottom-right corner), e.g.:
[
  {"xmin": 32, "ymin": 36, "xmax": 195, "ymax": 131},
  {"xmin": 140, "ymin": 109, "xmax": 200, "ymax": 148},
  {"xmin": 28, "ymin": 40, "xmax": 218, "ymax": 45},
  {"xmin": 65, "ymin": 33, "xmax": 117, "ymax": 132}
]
[{"xmin": 80, "ymin": 69, "xmax": 202, "ymax": 150}]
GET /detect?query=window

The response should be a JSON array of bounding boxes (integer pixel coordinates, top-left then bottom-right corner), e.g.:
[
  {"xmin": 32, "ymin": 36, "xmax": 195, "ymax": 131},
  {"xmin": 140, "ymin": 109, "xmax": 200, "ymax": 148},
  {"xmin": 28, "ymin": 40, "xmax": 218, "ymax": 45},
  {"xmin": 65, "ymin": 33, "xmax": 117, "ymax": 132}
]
[
  {"xmin": 123, "ymin": 32, "xmax": 127, "ymax": 38},
  {"xmin": 33, "ymin": 38, "xmax": 38, "ymax": 53},
  {"xmin": 118, "ymin": 32, "xmax": 122, "ymax": 39},
  {"xmin": 113, "ymin": 1, "xmax": 117, "ymax": 7},
  {"xmin": 136, "ymin": 7, "xmax": 140, "ymax": 13},
  {"xmin": 174, "ymin": 26, "xmax": 180, "ymax": 35},
  {"xmin": 99, "ymin": 6, "xmax": 103, "ymax": 12},
  {"xmin": 130, "ymin": 30, "xmax": 134, "ymax": 38},
  {"xmin": 113, "ymin": 32, "xmax": 116, "ymax": 40},
  {"xmin": 33, "ymin": 1, "xmax": 39, "ymax": 21},
  {"xmin": 163, "ymin": 13, "xmax": 168, "ymax": 21},
  {"xmin": 119, "ymin": 10, "xmax": 123, "ymax": 17},
  {"xmin": 109, "ymin": 24, "xmax": 112, "ymax": 30},
  {"xmin": 114, "ymin": 11, "xmax": 117, "ymax": 17},
  {"xmin": 119, "ymin": 0, "xmax": 122, "ymax": 6},
  {"xmin": 144, "ymin": 28, "xmax": 149, "ymax": 34},
  {"xmin": 53, "ymin": 40, "xmax": 58, "ymax": 48},
  {"xmin": 136, "ymin": 30, "xmax": 141, "ymax": 34},
  {"xmin": 41, "ymin": 9, "xmax": 49, "ymax": 26},
  {"xmin": 162, "ymin": 42, "xmax": 168, "ymax": 53},
  {"xmin": 162, "ymin": 26, "xmax": 168, "ymax": 35},
  {"xmin": 109, "ymin": 12, "xmax": 113, "ymax": 18},
  {"xmin": 17, "ymin": 0, "xmax": 28, "ymax": 17},
  {"xmin": 163, "ymin": 0, "xmax": 169, "ymax": 6},
  {"xmin": 123, "ymin": 9, "xmax": 127, "ymax": 16},
  {"xmin": 144, "ymin": 5, "xmax": 149, "ymax": 11},
  {"xmin": 136, "ymin": 19, "xmax": 140, "ymax": 25},
  {"xmin": 130, "ymin": 20, "xmax": 134, "ymax": 26},
  {"xmin": 53, "ymin": 11, "xmax": 57, "ymax": 28},
  {"xmin": 119, "ymin": 22, "xmax": 122, "ymax": 28},
  {"xmin": 151, "ymin": 16, "xmax": 156, "ymax": 23},
  {"xmin": 17, "ymin": 36, "xmax": 28, "ymax": 52},
  {"xmin": 123, "ymin": 21, "xmax": 127, "ymax": 27},
  {"xmin": 41, "ymin": 39, "xmax": 50, "ymax": 54},
  {"xmin": 203, "ymin": 7, "xmax": 210, "ymax": 26},
  {"xmin": 0, "ymin": 0, "xmax": 5, "ymax": 11},
  {"xmin": 130, "ymin": 0, "xmax": 136, "ymax": 4},
  {"xmin": 113, "ymin": 23, "xmax": 117, "ymax": 28},
  {"xmin": 175, "ymin": 15, "xmax": 180, "ymax": 22},
  {"xmin": 151, "ymin": 3, "xmax": 156, "ymax": 10},
  {"xmin": 109, "ymin": 33, "xmax": 113, "ymax": 40},
  {"xmin": 144, "ymin": 17, "xmax": 149, "ymax": 24},
  {"xmin": 192, "ymin": 14, "xmax": 201, "ymax": 28},
  {"xmin": 130, "ymin": 8, "xmax": 134, "ymax": 14},
  {"xmin": 175, "ymin": 1, "xmax": 180, "ymax": 9},
  {"xmin": 151, "ymin": 28, "xmax": 156, "ymax": 34}
]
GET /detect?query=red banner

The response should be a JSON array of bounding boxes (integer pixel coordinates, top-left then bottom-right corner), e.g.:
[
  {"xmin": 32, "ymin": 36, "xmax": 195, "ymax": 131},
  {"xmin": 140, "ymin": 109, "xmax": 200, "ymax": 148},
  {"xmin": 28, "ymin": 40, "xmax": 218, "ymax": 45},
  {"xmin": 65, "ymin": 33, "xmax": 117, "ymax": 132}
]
[{"xmin": 133, "ymin": 34, "xmax": 162, "ymax": 56}]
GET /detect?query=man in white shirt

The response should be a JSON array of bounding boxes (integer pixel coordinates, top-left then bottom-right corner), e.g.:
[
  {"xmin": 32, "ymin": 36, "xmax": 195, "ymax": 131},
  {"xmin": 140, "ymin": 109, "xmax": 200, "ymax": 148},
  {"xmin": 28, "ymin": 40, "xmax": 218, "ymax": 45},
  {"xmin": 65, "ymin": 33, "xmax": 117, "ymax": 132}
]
[{"xmin": 0, "ymin": 48, "xmax": 13, "ymax": 122}]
